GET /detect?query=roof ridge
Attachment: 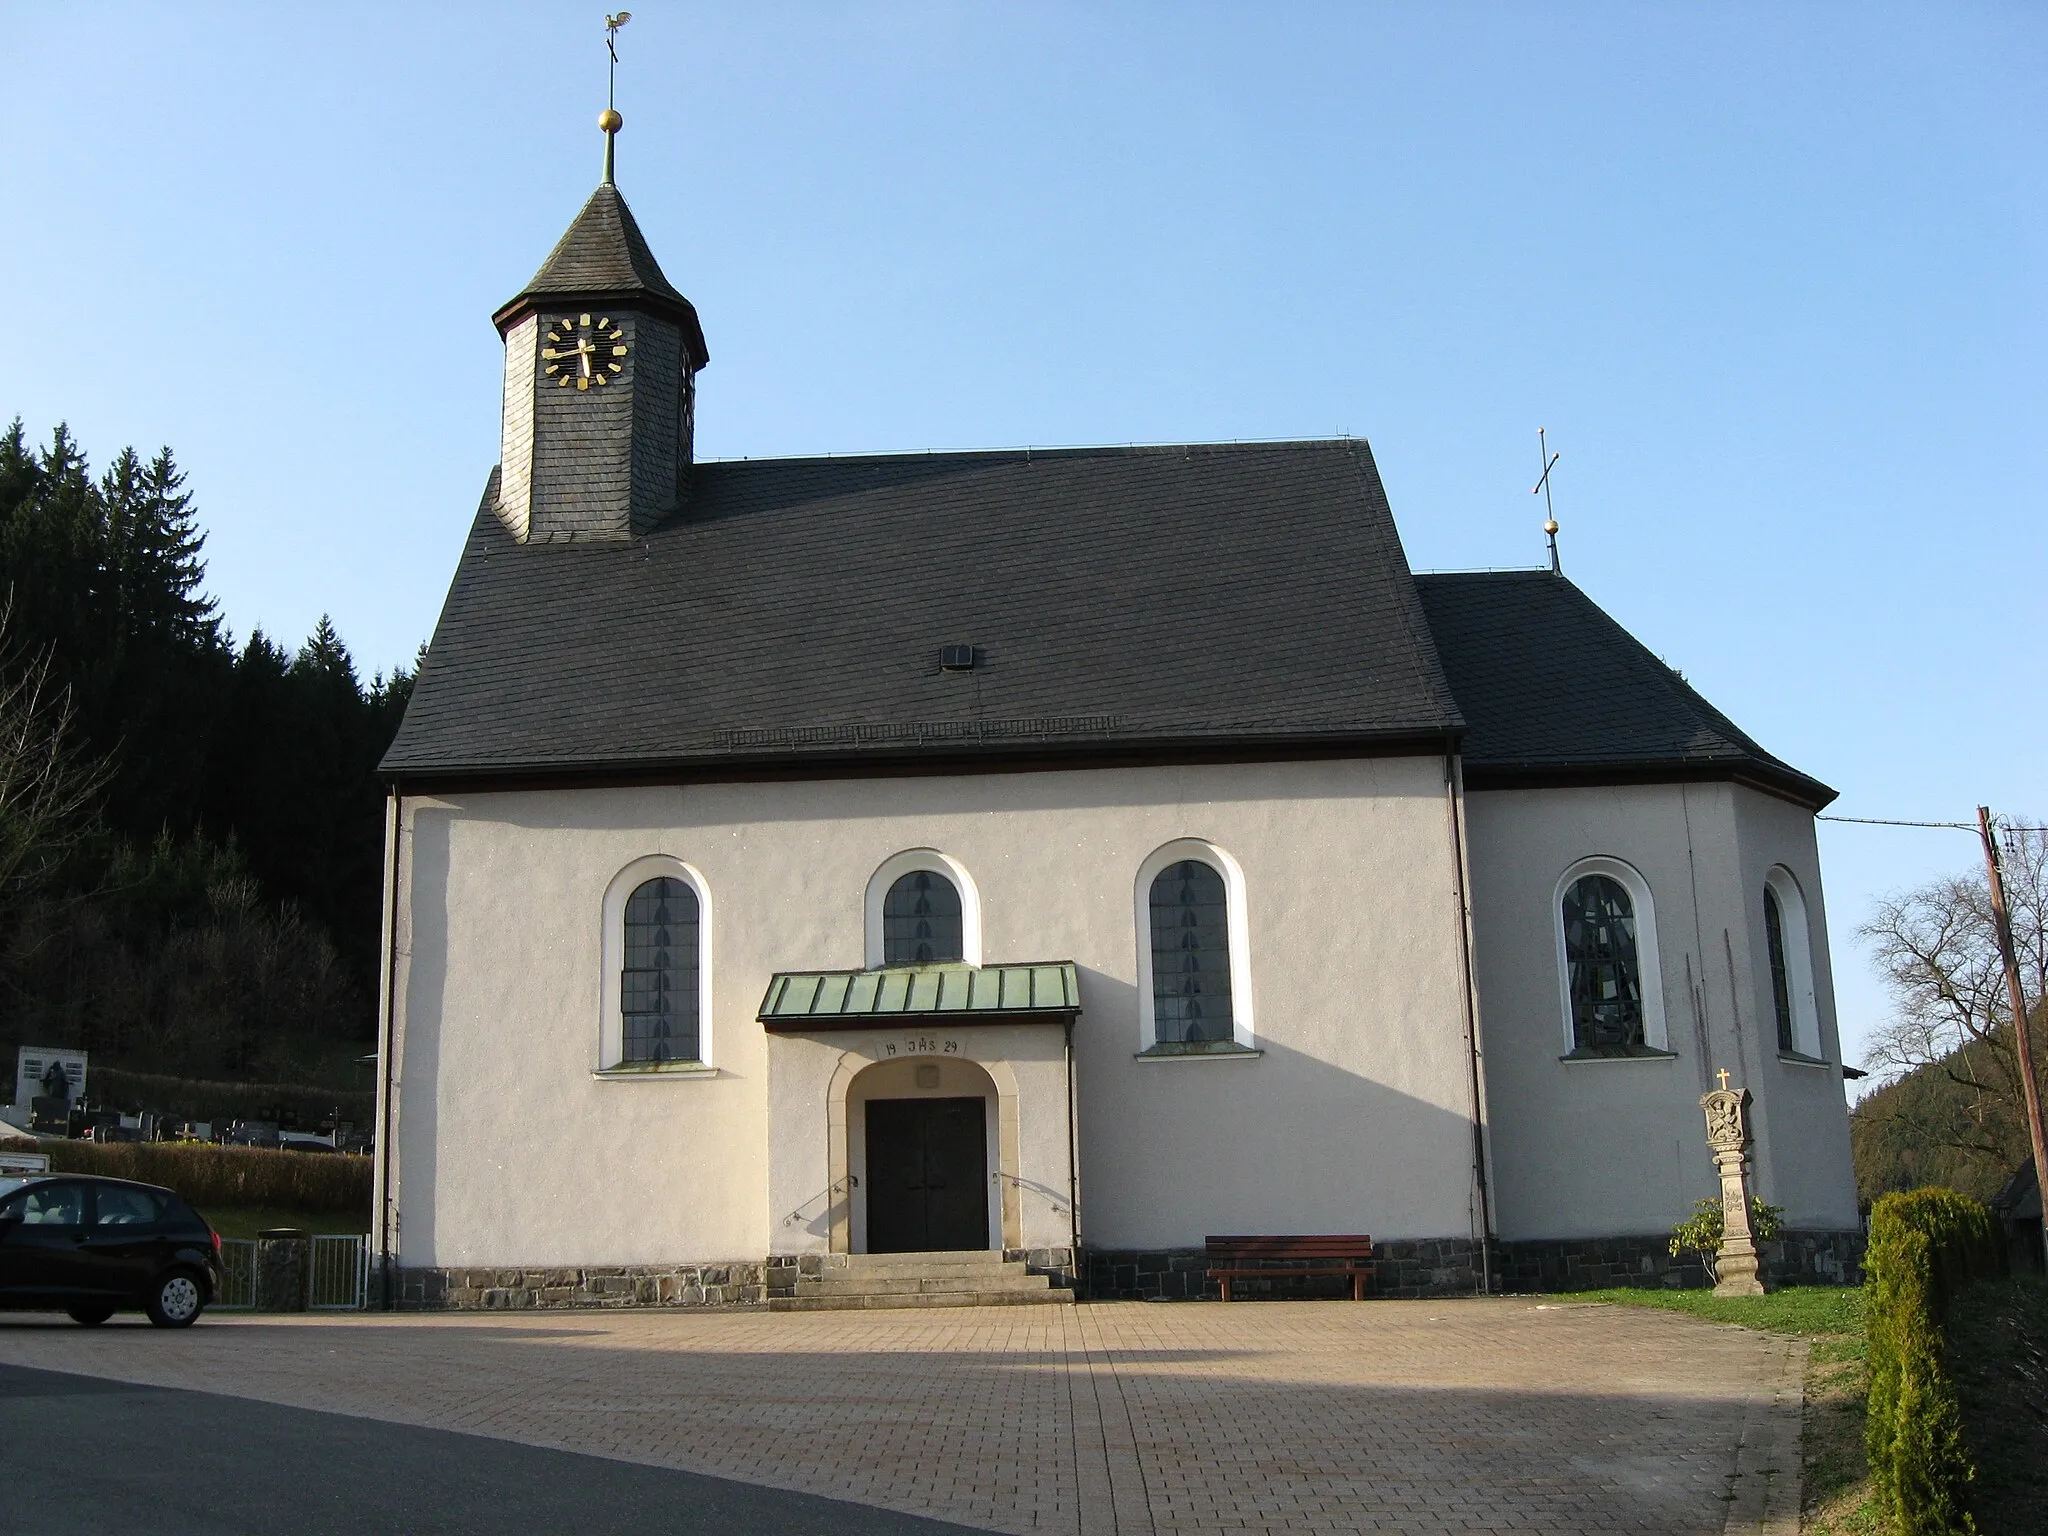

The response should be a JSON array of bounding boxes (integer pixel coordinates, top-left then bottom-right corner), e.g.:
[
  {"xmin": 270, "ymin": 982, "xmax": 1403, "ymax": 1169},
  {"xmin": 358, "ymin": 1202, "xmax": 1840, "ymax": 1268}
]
[
  {"xmin": 697, "ymin": 438, "xmax": 1370, "ymax": 468},
  {"xmin": 1338, "ymin": 440, "xmax": 1465, "ymax": 734}
]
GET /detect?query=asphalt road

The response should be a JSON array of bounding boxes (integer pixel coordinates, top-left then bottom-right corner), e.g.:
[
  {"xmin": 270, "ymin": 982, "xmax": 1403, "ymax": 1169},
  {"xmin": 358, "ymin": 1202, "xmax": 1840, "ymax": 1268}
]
[{"xmin": 1, "ymin": 1361, "xmax": 986, "ymax": 1536}]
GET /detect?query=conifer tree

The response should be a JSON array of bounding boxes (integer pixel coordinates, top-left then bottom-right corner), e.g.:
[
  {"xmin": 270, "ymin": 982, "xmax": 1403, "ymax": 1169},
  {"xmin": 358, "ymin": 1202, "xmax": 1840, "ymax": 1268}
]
[{"xmin": 0, "ymin": 418, "xmax": 418, "ymax": 1082}]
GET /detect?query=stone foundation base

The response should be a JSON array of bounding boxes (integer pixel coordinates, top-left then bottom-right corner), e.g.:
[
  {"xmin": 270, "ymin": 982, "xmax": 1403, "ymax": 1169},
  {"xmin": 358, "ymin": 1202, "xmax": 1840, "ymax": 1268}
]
[
  {"xmin": 1494, "ymin": 1235, "xmax": 1709, "ymax": 1293},
  {"xmin": 1767, "ymin": 1228, "xmax": 1866, "ymax": 1287},
  {"xmin": 1495, "ymin": 1228, "xmax": 1863, "ymax": 1292},
  {"xmin": 389, "ymin": 1230, "xmax": 1862, "ymax": 1309},
  {"xmin": 1080, "ymin": 1228, "xmax": 1864, "ymax": 1301},
  {"xmin": 395, "ymin": 1262, "xmax": 766, "ymax": 1311},
  {"xmin": 1007, "ymin": 1246, "xmax": 1080, "ymax": 1291},
  {"xmin": 1081, "ymin": 1241, "xmax": 1486, "ymax": 1301}
]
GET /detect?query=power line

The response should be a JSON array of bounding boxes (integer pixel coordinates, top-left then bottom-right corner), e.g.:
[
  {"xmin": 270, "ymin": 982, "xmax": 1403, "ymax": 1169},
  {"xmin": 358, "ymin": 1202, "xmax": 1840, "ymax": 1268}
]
[
  {"xmin": 1818, "ymin": 814, "xmax": 1974, "ymax": 830},
  {"xmin": 1820, "ymin": 814, "xmax": 2048, "ymax": 833}
]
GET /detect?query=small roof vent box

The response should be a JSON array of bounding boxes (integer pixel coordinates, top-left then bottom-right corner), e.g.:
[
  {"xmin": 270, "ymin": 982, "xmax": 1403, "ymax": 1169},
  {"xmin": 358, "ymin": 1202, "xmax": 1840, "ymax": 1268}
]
[{"xmin": 939, "ymin": 644, "xmax": 976, "ymax": 672}]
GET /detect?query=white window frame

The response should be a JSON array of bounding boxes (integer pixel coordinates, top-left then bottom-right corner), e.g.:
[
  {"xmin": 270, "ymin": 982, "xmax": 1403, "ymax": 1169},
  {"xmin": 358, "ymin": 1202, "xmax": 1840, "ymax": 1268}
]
[
  {"xmin": 1134, "ymin": 838, "xmax": 1257, "ymax": 1054},
  {"xmin": 1553, "ymin": 855, "xmax": 1669, "ymax": 1057},
  {"xmin": 864, "ymin": 849, "xmax": 983, "ymax": 969},
  {"xmin": 598, "ymin": 855, "xmax": 715, "ymax": 1076},
  {"xmin": 1763, "ymin": 865, "xmax": 1824, "ymax": 1060}
]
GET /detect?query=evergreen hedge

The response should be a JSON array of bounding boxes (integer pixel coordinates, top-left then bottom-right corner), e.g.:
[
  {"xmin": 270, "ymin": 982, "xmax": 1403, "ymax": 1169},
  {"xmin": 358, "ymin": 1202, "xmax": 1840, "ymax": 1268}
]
[
  {"xmin": 34, "ymin": 1139, "xmax": 372, "ymax": 1217},
  {"xmin": 1863, "ymin": 1188, "xmax": 2003, "ymax": 1534}
]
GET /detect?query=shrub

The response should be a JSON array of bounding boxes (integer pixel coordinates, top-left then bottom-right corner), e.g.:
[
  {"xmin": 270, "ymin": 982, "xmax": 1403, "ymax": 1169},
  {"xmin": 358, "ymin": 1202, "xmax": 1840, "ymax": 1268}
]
[
  {"xmin": 1668, "ymin": 1197, "xmax": 1783, "ymax": 1268},
  {"xmin": 1863, "ymin": 1188, "xmax": 2004, "ymax": 1535},
  {"xmin": 35, "ymin": 1139, "xmax": 372, "ymax": 1217}
]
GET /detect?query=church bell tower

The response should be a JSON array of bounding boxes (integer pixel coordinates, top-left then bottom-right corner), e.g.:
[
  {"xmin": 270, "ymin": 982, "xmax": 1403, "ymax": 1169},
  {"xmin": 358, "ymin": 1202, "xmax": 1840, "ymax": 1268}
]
[{"xmin": 491, "ymin": 105, "xmax": 708, "ymax": 544}]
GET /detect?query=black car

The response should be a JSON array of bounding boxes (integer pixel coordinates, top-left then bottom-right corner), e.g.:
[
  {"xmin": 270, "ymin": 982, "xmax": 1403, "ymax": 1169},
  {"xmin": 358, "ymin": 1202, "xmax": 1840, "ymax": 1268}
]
[{"xmin": 0, "ymin": 1174, "xmax": 224, "ymax": 1327}]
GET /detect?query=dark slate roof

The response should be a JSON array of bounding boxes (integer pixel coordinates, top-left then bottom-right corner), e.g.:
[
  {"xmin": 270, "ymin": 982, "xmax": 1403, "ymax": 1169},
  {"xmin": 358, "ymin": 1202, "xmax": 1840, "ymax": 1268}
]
[
  {"xmin": 381, "ymin": 440, "xmax": 1466, "ymax": 778},
  {"xmin": 1413, "ymin": 571, "xmax": 1834, "ymax": 807},
  {"xmin": 492, "ymin": 183, "xmax": 709, "ymax": 366}
]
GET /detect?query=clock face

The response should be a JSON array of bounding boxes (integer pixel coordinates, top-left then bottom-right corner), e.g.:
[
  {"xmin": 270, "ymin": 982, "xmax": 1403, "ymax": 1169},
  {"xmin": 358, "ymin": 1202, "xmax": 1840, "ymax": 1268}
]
[{"xmin": 542, "ymin": 313, "xmax": 628, "ymax": 391}]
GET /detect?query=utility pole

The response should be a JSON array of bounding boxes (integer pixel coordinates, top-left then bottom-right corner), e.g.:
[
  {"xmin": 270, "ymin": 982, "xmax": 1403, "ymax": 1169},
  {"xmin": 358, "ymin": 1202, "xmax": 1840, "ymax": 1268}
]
[{"xmin": 1979, "ymin": 805, "xmax": 2048, "ymax": 1255}]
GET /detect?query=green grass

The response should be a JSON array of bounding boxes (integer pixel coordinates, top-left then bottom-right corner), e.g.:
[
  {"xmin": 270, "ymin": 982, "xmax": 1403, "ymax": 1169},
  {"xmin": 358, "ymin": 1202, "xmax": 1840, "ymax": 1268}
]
[
  {"xmin": 196, "ymin": 1206, "xmax": 371, "ymax": 1240},
  {"xmin": 1563, "ymin": 1284, "xmax": 1867, "ymax": 1361}
]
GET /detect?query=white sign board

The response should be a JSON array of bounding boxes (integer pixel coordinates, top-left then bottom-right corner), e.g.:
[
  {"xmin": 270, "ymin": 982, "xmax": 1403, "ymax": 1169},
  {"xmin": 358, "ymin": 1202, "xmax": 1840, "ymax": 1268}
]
[
  {"xmin": 15, "ymin": 1047, "xmax": 86, "ymax": 1108},
  {"xmin": 0, "ymin": 1150, "xmax": 51, "ymax": 1175}
]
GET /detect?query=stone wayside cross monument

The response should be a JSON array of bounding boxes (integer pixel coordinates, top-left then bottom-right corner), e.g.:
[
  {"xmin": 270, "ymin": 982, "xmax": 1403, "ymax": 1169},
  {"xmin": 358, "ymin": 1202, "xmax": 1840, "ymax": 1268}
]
[{"xmin": 1700, "ymin": 1071, "xmax": 1769, "ymax": 1296}]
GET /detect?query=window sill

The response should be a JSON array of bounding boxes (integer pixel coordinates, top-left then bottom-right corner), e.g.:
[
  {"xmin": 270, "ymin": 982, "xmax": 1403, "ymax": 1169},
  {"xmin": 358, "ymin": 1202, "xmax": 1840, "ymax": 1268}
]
[
  {"xmin": 1557, "ymin": 1047, "xmax": 1679, "ymax": 1064},
  {"xmin": 1136, "ymin": 1040, "xmax": 1262, "ymax": 1063},
  {"xmin": 592, "ymin": 1060, "xmax": 717, "ymax": 1080},
  {"xmin": 1776, "ymin": 1052, "xmax": 1833, "ymax": 1069}
]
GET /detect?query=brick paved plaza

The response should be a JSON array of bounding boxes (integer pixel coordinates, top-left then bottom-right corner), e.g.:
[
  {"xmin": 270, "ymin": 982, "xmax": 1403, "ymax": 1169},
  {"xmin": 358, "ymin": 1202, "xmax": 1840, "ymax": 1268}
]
[{"xmin": 0, "ymin": 1299, "xmax": 1803, "ymax": 1535}]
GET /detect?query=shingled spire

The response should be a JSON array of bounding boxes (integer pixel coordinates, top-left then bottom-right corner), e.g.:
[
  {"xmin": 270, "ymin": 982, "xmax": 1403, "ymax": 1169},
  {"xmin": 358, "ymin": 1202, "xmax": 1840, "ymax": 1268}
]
[
  {"xmin": 491, "ymin": 184, "xmax": 708, "ymax": 367},
  {"xmin": 490, "ymin": 117, "xmax": 709, "ymax": 544}
]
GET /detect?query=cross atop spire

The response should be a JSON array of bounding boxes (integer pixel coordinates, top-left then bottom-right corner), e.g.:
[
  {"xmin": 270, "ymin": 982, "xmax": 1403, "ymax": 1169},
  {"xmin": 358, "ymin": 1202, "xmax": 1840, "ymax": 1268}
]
[{"xmin": 600, "ymin": 12, "xmax": 631, "ymax": 184}]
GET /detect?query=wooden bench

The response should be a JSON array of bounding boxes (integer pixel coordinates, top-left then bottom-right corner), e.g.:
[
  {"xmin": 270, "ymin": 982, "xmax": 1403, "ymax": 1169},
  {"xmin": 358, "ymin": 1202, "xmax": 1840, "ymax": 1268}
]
[{"xmin": 1205, "ymin": 1234, "xmax": 1375, "ymax": 1301}]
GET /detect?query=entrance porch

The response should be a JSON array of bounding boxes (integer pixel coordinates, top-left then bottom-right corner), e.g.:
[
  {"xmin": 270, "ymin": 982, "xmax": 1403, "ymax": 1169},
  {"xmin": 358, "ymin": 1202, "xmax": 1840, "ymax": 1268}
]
[{"xmin": 760, "ymin": 963, "xmax": 1081, "ymax": 1290}]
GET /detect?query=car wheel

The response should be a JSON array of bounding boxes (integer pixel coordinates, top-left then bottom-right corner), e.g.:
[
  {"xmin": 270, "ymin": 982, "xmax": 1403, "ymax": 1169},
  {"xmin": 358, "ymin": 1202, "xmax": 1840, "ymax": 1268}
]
[
  {"xmin": 145, "ymin": 1269, "xmax": 206, "ymax": 1328},
  {"xmin": 66, "ymin": 1304, "xmax": 116, "ymax": 1326}
]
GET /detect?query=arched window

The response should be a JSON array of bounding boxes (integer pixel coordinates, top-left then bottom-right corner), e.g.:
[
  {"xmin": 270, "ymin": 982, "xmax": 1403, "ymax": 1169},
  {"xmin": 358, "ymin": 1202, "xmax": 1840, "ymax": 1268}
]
[
  {"xmin": 864, "ymin": 851, "xmax": 982, "ymax": 969},
  {"xmin": 1763, "ymin": 885, "xmax": 1796, "ymax": 1055},
  {"xmin": 1763, "ymin": 867, "xmax": 1822, "ymax": 1059},
  {"xmin": 1562, "ymin": 874, "xmax": 1644, "ymax": 1054},
  {"xmin": 1555, "ymin": 857, "xmax": 1667, "ymax": 1058},
  {"xmin": 621, "ymin": 876, "xmax": 701, "ymax": 1064},
  {"xmin": 882, "ymin": 870, "xmax": 963, "ymax": 965},
  {"xmin": 1149, "ymin": 859, "xmax": 1234, "ymax": 1043}
]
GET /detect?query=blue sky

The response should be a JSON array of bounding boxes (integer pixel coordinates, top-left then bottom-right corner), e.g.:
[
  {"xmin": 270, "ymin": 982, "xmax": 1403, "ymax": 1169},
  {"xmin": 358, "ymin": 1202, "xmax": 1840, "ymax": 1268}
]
[{"xmin": 3, "ymin": 3, "xmax": 2041, "ymax": 1079}]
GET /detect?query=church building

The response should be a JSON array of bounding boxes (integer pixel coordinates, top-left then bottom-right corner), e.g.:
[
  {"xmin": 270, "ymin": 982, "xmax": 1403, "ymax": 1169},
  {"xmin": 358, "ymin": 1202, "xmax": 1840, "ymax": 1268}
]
[{"xmin": 372, "ymin": 118, "xmax": 1860, "ymax": 1309}]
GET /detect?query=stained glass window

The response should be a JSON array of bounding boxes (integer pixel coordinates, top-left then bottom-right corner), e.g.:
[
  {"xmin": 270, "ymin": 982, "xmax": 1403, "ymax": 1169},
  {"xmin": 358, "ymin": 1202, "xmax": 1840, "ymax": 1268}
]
[
  {"xmin": 882, "ymin": 870, "xmax": 963, "ymax": 964},
  {"xmin": 1764, "ymin": 885, "xmax": 1796, "ymax": 1054},
  {"xmin": 1150, "ymin": 859, "xmax": 1234, "ymax": 1044},
  {"xmin": 622, "ymin": 876, "xmax": 700, "ymax": 1064},
  {"xmin": 1562, "ymin": 874, "xmax": 1645, "ymax": 1055}
]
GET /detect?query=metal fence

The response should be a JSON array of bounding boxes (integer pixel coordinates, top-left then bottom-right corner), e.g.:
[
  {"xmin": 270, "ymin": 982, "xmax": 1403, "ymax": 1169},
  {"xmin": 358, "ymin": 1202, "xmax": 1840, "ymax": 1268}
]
[
  {"xmin": 310, "ymin": 1234, "xmax": 370, "ymax": 1311},
  {"xmin": 216, "ymin": 1238, "xmax": 258, "ymax": 1310},
  {"xmin": 209, "ymin": 1233, "xmax": 367, "ymax": 1312}
]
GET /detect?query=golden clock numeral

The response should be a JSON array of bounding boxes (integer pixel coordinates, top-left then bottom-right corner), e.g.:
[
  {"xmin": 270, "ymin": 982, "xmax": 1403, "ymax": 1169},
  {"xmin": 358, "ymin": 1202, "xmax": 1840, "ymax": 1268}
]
[
  {"xmin": 580, "ymin": 313, "xmax": 591, "ymax": 326},
  {"xmin": 577, "ymin": 377, "xmax": 589, "ymax": 390},
  {"xmin": 558, "ymin": 377, "xmax": 571, "ymax": 387},
  {"xmin": 613, "ymin": 345, "xmax": 627, "ymax": 357}
]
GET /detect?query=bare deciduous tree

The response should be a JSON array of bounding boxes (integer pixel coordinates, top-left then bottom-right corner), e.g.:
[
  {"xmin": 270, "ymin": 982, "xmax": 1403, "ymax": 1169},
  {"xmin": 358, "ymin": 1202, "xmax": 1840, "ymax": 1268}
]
[
  {"xmin": 0, "ymin": 602, "xmax": 108, "ymax": 907},
  {"xmin": 1860, "ymin": 822, "xmax": 2047, "ymax": 1172}
]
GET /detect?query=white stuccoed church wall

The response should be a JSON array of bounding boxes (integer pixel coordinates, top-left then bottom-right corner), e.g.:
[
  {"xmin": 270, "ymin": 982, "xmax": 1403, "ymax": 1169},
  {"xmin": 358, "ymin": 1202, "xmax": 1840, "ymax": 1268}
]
[
  {"xmin": 1463, "ymin": 781, "xmax": 1860, "ymax": 1243},
  {"xmin": 382, "ymin": 754, "xmax": 1485, "ymax": 1271}
]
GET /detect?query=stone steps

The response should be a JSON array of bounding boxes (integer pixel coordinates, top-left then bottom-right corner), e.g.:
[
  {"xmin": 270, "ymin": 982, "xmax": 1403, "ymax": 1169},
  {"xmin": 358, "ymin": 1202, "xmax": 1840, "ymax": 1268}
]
[
  {"xmin": 769, "ymin": 1286, "xmax": 1076, "ymax": 1312},
  {"xmin": 767, "ymin": 1250, "xmax": 1074, "ymax": 1312}
]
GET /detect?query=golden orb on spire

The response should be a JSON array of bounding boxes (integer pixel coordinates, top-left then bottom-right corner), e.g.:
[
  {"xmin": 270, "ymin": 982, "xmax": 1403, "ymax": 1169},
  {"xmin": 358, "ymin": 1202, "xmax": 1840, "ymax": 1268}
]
[{"xmin": 599, "ymin": 108, "xmax": 624, "ymax": 133}]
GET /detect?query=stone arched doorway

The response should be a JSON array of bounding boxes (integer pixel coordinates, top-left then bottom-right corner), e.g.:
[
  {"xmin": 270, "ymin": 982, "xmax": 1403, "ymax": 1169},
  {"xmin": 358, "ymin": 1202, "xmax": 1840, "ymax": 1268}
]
[{"xmin": 833, "ymin": 1054, "xmax": 1018, "ymax": 1254}]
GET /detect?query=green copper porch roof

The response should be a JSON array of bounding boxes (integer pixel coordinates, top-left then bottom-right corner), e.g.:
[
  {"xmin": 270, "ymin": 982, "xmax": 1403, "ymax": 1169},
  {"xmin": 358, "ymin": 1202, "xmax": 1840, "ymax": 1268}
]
[{"xmin": 758, "ymin": 963, "xmax": 1080, "ymax": 1028}]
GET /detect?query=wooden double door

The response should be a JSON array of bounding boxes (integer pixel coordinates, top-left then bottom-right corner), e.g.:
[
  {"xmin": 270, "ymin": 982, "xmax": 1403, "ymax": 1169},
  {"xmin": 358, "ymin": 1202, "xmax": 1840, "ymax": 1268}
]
[{"xmin": 864, "ymin": 1096, "xmax": 990, "ymax": 1253}]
